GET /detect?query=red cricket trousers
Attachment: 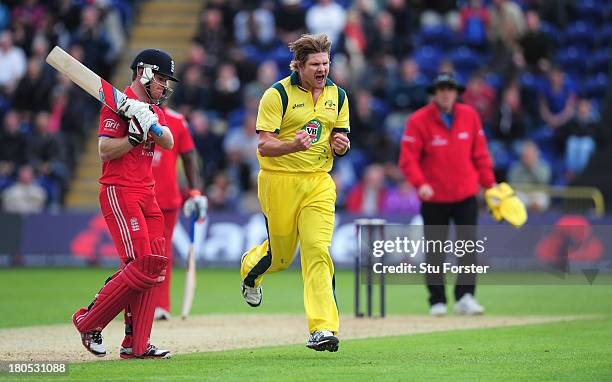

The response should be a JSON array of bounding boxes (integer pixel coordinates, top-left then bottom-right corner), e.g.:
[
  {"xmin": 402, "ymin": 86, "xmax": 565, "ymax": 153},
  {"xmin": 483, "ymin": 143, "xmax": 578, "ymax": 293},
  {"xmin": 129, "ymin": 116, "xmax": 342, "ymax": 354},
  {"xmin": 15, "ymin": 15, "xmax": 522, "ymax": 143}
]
[
  {"xmin": 99, "ymin": 185, "xmax": 165, "ymax": 262},
  {"xmin": 156, "ymin": 208, "xmax": 178, "ymax": 312}
]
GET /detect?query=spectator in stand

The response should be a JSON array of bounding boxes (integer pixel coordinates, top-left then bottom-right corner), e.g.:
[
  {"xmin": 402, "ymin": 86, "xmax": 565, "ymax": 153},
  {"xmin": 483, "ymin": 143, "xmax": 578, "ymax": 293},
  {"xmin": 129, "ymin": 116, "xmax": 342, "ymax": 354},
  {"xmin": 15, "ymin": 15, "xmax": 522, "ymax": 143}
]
[
  {"xmin": 421, "ymin": 0, "xmax": 460, "ymax": 31},
  {"xmin": 387, "ymin": 58, "xmax": 427, "ymax": 112},
  {"xmin": 346, "ymin": 164, "xmax": 389, "ymax": 215},
  {"xmin": 489, "ymin": 0, "xmax": 526, "ymax": 49},
  {"xmin": 234, "ymin": 3, "xmax": 275, "ymax": 49},
  {"xmin": 488, "ymin": 0, "xmax": 525, "ymax": 72},
  {"xmin": 0, "ymin": 111, "xmax": 27, "ymax": 177},
  {"xmin": 2, "ymin": 164, "xmax": 46, "ymax": 214},
  {"xmin": 507, "ymin": 141, "xmax": 551, "ymax": 212},
  {"xmin": 172, "ymin": 65, "xmax": 210, "ymax": 116},
  {"xmin": 190, "ymin": 110, "xmax": 224, "ymax": 186},
  {"xmin": 383, "ymin": 181, "xmax": 420, "ymax": 216},
  {"xmin": 367, "ymin": 10, "xmax": 411, "ymax": 59},
  {"xmin": 306, "ymin": 0, "xmax": 347, "ymax": 45},
  {"xmin": 194, "ymin": 8, "xmax": 228, "ymax": 66},
  {"xmin": 13, "ymin": 58, "xmax": 53, "ymax": 115},
  {"xmin": 12, "ymin": 0, "xmax": 46, "ymax": 33},
  {"xmin": 210, "ymin": 62, "xmax": 242, "ymax": 118},
  {"xmin": 489, "ymin": 82, "xmax": 527, "ymax": 180},
  {"xmin": 243, "ymin": 60, "xmax": 278, "ymax": 102},
  {"xmin": 517, "ymin": 10, "xmax": 554, "ymax": 73},
  {"xmin": 462, "ymin": 72, "xmax": 496, "ymax": 128},
  {"xmin": 207, "ymin": 172, "xmax": 239, "ymax": 211},
  {"xmin": 386, "ymin": 0, "xmax": 415, "ymax": 38},
  {"xmin": 460, "ymin": 0, "xmax": 490, "ymax": 49},
  {"xmin": 0, "ymin": 30, "xmax": 27, "ymax": 93},
  {"xmin": 351, "ymin": 89, "xmax": 392, "ymax": 163},
  {"xmin": 72, "ymin": 5, "xmax": 112, "ymax": 79},
  {"xmin": 27, "ymin": 111, "xmax": 66, "ymax": 207},
  {"xmin": 224, "ymin": 112, "xmax": 259, "ymax": 179},
  {"xmin": 561, "ymin": 99, "xmax": 598, "ymax": 179},
  {"xmin": 177, "ymin": 43, "xmax": 215, "ymax": 86},
  {"xmin": 539, "ymin": 65, "xmax": 576, "ymax": 147},
  {"xmin": 275, "ymin": 0, "xmax": 306, "ymax": 44}
]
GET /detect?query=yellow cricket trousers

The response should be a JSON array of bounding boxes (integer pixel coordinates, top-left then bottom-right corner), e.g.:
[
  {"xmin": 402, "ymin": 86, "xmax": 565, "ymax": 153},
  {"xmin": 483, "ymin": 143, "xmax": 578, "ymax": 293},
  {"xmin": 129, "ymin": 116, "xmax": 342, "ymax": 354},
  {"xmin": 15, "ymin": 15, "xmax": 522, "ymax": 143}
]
[{"xmin": 240, "ymin": 170, "xmax": 339, "ymax": 334}]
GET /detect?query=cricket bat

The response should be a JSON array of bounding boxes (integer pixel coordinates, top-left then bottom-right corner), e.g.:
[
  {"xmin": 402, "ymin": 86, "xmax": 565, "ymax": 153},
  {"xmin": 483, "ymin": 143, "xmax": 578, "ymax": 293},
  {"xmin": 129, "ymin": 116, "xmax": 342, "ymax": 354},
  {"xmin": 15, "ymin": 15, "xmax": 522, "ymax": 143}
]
[
  {"xmin": 181, "ymin": 213, "xmax": 198, "ymax": 320},
  {"xmin": 45, "ymin": 46, "xmax": 162, "ymax": 136}
]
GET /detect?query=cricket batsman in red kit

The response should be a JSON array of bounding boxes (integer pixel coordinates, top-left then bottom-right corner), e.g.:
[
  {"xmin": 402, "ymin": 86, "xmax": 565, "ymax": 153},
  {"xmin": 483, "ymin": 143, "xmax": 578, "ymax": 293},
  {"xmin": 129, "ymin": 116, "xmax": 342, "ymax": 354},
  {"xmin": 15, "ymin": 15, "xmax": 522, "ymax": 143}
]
[
  {"xmin": 71, "ymin": 49, "xmax": 178, "ymax": 359},
  {"xmin": 152, "ymin": 106, "xmax": 207, "ymax": 320}
]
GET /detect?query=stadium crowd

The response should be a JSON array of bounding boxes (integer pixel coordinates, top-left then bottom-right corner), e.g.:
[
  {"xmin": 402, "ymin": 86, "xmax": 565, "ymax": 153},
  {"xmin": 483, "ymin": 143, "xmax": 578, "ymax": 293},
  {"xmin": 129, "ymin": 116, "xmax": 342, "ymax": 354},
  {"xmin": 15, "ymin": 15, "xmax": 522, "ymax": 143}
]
[
  {"xmin": 0, "ymin": 0, "xmax": 133, "ymax": 212},
  {"xmin": 0, "ymin": 0, "xmax": 609, "ymax": 215}
]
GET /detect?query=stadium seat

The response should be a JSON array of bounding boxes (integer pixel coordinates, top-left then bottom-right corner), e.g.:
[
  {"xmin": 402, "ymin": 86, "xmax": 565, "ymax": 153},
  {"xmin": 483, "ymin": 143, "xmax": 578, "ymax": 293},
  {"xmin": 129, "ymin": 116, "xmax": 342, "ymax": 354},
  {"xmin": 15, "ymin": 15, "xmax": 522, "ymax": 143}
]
[
  {"xmin": 587, "ymin": 49, "xmax": 610, "ymax": 75},
  {"xmin": 448, "ymin": 47, "xmax": 482, "ymax": 77},
  {"xmin": 417, "ymin": 25, "xmax": 454, "ymax": 50},
  {"xmin": 539, "ymin": 21, "xmax": 561, "ymax": 47},
  {"xmin": 576, "ymin": 0, "xmax": 601, "ymax": 25},
  {"xmin": 412, "ymin": 46, "xmax": 442, "ymax": 79},
  {"xmin": 597, "ymin": 24, "xmax": 612, "ymax": 48},
  {"xmin": 582, "ymin": 73, "xmax": 608, "ymax": 99},
  {"xmin": 484, "ymin": 73, "xmax": 503, "ymax": 92},
  {"xmin": 556, "ymin": 47, "xmax": 588, "ymax": 77},
  {"xmin": 563, "ymin": 21, "xmax": 596, "ymax": 49}
]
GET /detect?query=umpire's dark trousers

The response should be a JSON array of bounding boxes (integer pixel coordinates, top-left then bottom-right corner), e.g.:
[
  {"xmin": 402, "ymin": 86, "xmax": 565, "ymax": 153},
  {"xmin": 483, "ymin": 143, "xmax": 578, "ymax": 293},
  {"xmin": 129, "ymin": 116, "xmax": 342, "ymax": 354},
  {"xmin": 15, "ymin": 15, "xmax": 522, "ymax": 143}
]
[{"xmin": 421, "ymin": 196, "xmax": 478, "ymax": 306}]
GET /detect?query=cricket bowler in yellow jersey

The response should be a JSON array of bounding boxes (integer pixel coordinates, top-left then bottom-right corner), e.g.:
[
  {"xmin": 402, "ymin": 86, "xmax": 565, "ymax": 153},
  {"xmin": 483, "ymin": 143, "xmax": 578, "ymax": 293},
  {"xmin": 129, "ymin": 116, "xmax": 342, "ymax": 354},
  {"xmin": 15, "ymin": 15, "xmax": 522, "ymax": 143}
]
[{"xmin": 240, "ymin": 34, "xmax": 350, "ymax": 352}]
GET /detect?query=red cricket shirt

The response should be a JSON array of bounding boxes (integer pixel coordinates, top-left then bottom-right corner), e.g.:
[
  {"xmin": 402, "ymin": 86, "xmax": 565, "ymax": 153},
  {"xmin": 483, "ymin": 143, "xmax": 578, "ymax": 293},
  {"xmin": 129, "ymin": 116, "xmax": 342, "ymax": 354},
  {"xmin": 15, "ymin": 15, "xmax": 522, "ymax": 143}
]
[
  {"xmin": 152, "ymin": 107, "xmax": 195, "ymax": 210},
  {"xmin": 98, "ymin": 87, "xmax": 167, "ymax": 188},
  {"xmin": 399, "ymin": 101, "xmax": 495, "ymax": 203}
]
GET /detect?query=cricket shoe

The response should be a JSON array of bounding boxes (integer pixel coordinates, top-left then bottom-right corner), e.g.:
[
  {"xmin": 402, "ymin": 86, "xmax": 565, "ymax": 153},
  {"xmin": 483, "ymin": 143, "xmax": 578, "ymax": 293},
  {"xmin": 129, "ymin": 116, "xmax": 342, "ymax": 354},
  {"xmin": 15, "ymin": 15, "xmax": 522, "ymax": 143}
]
[
  {"xmin": 154, "ymin": 307, "xmax": 170, "ymax": 321},
  {"xmin": 241, "ymin": 282, "xmax": 262, "ymax": 307},
  {"xmin": 429, "ymin": 303, "xmax": 448, "ymax": 317},
  {"xmin": 454, "ymin": 294, "xmax": 485, "ymax": 315},
  {"xmin": 120, "ymin": 344, "xmax": 171, "ymax": 359},
  {"xmin": 306, "ymin": 330, "xmax": 339, "ymax": 352},
  {"xmin": 72, "ymin": 308, "xmax": 106, "ymax": 357}
]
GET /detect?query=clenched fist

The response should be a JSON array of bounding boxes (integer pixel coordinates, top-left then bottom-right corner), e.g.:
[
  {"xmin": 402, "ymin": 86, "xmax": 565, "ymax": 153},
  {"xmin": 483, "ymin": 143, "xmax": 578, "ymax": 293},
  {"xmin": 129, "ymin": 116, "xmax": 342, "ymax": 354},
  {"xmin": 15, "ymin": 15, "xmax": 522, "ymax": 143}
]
[
  {"xmin": 331, "ymin": 132, "xmax": 350, "ymax": 155},
  {"xmin": 293, "ymin": 130, "xmax": 312, "ymax": 152}
]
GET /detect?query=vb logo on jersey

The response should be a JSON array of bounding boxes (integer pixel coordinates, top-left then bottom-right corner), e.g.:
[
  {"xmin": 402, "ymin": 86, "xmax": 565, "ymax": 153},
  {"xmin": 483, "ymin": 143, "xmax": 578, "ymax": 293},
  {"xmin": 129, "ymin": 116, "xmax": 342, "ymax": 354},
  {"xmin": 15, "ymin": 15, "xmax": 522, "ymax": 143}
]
[{"xmin": 303, "ymin": 119, "xmax": 322, "ymax": 143}]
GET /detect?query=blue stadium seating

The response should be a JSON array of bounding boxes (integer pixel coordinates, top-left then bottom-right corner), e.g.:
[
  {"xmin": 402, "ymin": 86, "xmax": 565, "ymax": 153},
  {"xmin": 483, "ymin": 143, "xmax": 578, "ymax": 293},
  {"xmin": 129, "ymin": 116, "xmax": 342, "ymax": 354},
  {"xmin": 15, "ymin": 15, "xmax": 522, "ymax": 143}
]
[
  {"xmin": 563, "ymin": 21, "xmax": 596, "ymax": 49},
  {"xmin": 556, "ymin": 46, "xmax": 588, "ymax": 77},
  {"xmin": 582, "ymin": 73, "xmax": 608, "ymax": 99},
  {"xmin": 413, "ymin": 46, "xmax": 443, "ymax": 79}
]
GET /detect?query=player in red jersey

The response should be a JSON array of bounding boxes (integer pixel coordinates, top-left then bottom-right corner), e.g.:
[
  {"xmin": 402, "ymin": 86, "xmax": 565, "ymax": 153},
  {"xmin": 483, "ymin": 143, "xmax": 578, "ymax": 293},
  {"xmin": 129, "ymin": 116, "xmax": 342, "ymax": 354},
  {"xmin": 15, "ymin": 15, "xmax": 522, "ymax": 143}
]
[
  {"xmin": 71, "ymin": 49, "xmax": 178, "ymax": 359},
  {"xmin": 152, "ymin": 106, "xmax": 207, "ymax": 320}
]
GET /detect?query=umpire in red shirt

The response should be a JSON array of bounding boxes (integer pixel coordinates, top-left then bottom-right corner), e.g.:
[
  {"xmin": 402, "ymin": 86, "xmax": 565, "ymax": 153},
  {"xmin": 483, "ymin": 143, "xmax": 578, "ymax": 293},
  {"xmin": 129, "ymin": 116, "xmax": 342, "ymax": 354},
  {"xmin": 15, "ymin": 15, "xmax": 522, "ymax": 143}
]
[{"xmin": 399, "ymin": 73, "xmax": 496, "ymax": 316}]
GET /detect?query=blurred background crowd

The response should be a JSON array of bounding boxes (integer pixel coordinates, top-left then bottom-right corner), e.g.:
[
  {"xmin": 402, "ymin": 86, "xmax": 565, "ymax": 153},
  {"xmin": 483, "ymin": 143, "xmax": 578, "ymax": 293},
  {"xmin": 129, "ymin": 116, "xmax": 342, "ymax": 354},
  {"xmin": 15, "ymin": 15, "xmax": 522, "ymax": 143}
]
[{"xmin": 0, "ymin": 0, "xmax": 610, "ymax": 216}]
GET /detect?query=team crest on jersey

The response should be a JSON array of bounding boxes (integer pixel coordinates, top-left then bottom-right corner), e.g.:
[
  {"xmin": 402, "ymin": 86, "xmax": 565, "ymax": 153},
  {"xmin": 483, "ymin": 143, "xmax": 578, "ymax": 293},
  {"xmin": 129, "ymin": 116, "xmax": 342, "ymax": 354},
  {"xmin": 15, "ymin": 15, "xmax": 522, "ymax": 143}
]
[
  {"xmin": 303, "ymin": 119, "xmax": 322, "ymax": 143},
  {"xmin": 324, "ymin": 99, "xmax": 336, "ymax": 111},
  {"xmin": 130, "ymin": 217, "xmax": 140, "ymax": 232}
]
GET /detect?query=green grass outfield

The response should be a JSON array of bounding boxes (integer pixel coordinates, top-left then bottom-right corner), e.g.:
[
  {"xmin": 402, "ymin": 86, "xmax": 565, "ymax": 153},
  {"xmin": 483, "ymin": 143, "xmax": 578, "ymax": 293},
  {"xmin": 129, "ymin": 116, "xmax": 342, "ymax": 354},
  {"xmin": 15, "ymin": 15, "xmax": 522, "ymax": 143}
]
[{"xmin": 0, "ymin": 268, "xmax": 611, "ymax": 381}]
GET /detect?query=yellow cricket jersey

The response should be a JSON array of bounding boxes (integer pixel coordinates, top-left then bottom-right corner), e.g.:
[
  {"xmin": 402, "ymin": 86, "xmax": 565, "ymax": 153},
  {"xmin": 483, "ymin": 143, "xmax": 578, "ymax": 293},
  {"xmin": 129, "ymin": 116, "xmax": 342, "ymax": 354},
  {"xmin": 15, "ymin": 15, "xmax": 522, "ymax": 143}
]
[{"xmin": 256, "ymin": 71, "xmax": 350, "ymax": 173}]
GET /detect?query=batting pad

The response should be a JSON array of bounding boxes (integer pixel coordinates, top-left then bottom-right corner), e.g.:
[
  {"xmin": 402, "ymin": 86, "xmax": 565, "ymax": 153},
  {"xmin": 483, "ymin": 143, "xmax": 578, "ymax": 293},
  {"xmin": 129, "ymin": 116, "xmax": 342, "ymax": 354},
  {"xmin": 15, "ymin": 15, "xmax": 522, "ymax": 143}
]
[
  {"xmin": 74, "ymin": 254, "xmax": 168, "ymax": 333},
  {"xmin": 129, "ymin": 237, "xmax": 166, "ymax": 355}
]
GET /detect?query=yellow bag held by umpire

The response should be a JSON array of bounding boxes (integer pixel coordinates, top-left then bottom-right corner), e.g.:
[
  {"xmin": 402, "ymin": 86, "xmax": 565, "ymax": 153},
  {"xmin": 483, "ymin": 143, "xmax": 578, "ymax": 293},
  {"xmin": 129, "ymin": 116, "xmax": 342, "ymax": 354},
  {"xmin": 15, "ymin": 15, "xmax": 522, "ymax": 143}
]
[{"xmin": 485, "ymin": 183, "xmax": 528, "ymax": 228}]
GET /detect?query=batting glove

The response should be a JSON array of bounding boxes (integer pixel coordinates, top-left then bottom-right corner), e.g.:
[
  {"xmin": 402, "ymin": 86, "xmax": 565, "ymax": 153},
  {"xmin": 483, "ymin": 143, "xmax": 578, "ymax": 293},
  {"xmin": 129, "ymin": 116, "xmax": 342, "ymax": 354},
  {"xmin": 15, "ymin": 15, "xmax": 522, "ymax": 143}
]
[
  {"xmin": 117, "ymin": 98, "xmax": 150, "ymax": 119},
  {"xmin": 127, "ymin": 110, "xmax": 158, "ymax": 146},
  {"xmin": 183, "ymin": 190, "xmax": 208, "ymax": 222}
]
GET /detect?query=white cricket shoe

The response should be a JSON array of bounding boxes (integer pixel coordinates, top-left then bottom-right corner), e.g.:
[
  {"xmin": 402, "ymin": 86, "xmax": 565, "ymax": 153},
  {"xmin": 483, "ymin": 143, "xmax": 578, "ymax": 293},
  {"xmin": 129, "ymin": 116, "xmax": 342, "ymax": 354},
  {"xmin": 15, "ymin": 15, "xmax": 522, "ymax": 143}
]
[
  {"xmin": 429, "ymin": 303, "xmax": 448, "ymax": 317},
  {"xmin": 120, "ymin": 344, "xmax": 171, "ymax": 359},
  {"xmin": 307, "ymin": 330, "xmax": 339, "ymax": 352},
  {"xmin": 154, "ymin": 307, "xmax": 170, "ymax": 321},
  {"xmin": 454, "ymin": 294, "xmax": 485, "ymax": 315},
  {"xmin": 241, "ymin": 282, "xmax": 262, "ymax": 307},
  {"xmin": 80, "ymin": 331, "xmax": 106, "ymax": 357}
]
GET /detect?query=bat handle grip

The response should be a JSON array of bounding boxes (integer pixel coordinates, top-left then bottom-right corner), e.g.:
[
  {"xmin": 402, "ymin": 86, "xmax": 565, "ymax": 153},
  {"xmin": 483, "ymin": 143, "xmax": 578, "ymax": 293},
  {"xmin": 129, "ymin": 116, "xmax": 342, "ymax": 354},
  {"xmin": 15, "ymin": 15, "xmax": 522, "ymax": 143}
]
[
  {"xmin": 150, "ymin": 123, "xmax": 163, "ymax": 137},
  {"xmin": 189, "ymin": 212, "xmax": 197, "ymax": 243}
]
